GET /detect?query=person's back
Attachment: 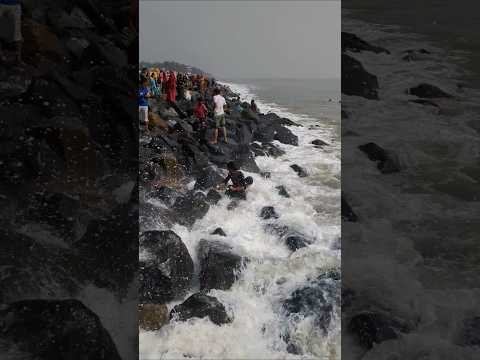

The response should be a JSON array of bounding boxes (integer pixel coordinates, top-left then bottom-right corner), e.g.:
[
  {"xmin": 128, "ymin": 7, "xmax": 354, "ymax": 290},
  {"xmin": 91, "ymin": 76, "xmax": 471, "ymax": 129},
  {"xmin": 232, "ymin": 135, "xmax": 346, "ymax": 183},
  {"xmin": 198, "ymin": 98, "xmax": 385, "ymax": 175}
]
[{"xmin": 213, "ymin": 93, "xmax": 226, "ymax": 116}]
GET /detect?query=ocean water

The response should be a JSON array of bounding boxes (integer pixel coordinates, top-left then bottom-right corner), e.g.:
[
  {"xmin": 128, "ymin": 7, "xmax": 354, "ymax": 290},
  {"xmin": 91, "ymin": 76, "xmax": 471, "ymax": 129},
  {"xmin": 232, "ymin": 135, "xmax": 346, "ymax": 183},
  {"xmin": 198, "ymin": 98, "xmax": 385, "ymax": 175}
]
[
  {"xmin": 140, "ymin": 79, "xmax": 341, "ymax": 359},
  {"xmin": 342, "ymin": 8, "xmax": 480, "ymax": 360}
]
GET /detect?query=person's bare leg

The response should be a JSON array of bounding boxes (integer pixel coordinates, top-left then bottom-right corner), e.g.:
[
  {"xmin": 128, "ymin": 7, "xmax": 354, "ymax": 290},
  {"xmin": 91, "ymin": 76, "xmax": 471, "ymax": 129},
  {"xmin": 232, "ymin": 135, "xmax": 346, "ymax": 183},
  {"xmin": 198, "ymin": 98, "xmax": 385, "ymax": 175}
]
[
  {"xmin": 223, "ymin": 127, "xmax": 227, "ymax": 143},
  {"xmin": 211, "ymin": 129, "xmax": 218, "ymax": 144}
]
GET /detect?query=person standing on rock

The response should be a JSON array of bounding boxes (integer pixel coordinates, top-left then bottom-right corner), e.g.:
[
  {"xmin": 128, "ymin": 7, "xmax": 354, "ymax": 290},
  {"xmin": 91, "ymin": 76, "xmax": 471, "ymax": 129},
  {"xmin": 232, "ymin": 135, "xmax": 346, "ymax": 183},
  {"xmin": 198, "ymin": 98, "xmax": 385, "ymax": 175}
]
[
  {"xmin": 250, "ymin": 99, "xmax": 258, "ymax": 113},
  {"xmin": 149, "ymin": 71, "xmax": 160, "ymax": 97},
  {"xmin": 193, "ymin": 97, "xmax": 208, "ymax": 145},
  {"xmin": 139, "ymin": 79, "xmax": 150, "ymax": 131},
  {"xmin": 165, "ymin": 71, "xmax": 177, "ymax": 103},
  {"xmin": 0, "ymin": 0, "xmax": 22, "ymax": 64},
  {"xmin": 211, "ymin": 88, "xmax": 228, "ymax": 144}
]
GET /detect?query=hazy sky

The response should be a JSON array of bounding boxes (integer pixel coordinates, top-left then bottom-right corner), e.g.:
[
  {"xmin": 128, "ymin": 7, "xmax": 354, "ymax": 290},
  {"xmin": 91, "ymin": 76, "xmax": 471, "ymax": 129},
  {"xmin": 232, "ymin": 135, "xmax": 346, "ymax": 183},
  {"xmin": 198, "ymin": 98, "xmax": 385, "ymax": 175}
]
[{"xmin": 140, "ymin": 1, "xmax": 340, "ymax": 79}]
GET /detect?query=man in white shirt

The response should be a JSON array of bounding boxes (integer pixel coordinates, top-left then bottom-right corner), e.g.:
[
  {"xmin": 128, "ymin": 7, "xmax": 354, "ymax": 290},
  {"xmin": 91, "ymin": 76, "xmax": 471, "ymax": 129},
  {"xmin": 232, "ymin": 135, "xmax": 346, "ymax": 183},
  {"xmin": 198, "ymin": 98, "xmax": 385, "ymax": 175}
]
[{"xmin": 211, "ymin": 88, "xmax": 227, "ymax": 144}]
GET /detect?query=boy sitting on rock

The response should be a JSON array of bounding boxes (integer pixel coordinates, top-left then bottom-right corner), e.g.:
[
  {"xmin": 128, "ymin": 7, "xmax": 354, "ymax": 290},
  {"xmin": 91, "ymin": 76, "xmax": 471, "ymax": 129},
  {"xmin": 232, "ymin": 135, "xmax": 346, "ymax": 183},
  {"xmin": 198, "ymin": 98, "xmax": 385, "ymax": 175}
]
[{"xmin": 217, "ymin": 161, "xmax": 253, "ymax": 200}]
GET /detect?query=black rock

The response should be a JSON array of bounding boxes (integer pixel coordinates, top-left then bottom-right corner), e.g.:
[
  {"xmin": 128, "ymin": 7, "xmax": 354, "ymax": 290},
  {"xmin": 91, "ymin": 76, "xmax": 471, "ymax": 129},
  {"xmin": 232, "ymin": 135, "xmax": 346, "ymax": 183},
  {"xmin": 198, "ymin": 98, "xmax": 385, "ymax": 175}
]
[
  {"xmin": 461, "ymin": 317, "xmax": 480, "ymax": 346},
  {"xmin": 276, "ymin": 185, "xmax": 290, "ymax": 198},
  {"xmin": 260, "ymin": 171, "xmax": 271, "ymax": 179},
  {"xmin": 311, "ymin": 139, "xmax": 329, "ymax": 147},
  {"xmin": 0, "ymin": 299, "xmax": 121, "ymax": 360},
  {"xmin": 409, "ymin": 99, "xmax": 439, "ymax": 107},
  {"xmin": 206, "ymin": 189, "xmax": 222, "ymax": 205},
  {"xmin": 358, "ymin": 142, "xmax": 400, "ymax": 174},
  {"xmin": 285, "ymin": 234, "xmax": 309, "ymax": 251},
  {"xmin": 342, "ymin": 54, "xmax": 379, "ymax": 100},
  {"xmin": 172, "ymin": 191, "xmax": 210, "ymax": 227},
  {"xmin": 198, "ymin": 239, "xmax": 244, "ymax": 291},
  {"xmin": 342, "ymin": 32, "xmax": 390, "ymax": 54},
  {"xmin": 349, "ymin": 311, "xmax": 410, "ymax": 349},
  {"xmin": 139, "ymin": 231, "xmax": 194, "ymax": 302},
  {"xmin": 273, "ymin": 126, "xmax": 298, "ymax": 146},
  {"xmin": 260, "ymin": 206, "xmax": 279, "ymax": 220},
  {"xmin": 341, "ymin": 196, "xmax": 358, "ymax": 222},
  {"xmin": 194, "ymin": 166, "xmax": 224, "ymax": 190},
  {"xmin": 408, "ymin": 83, "xmax": 452, "ymax": 98},
  {"xmin": 139, "ymin": 262, "xmax": 174, "ymax": 303},
  {"xmin": 251, "ymin": 142, "xmax": 285, "ymax": 158},
  {"xmin": 170, "ymin": 293, "xmax": 232, "ymax": 325},
  {"xmin": 211, "ymin": 227, "xmax": 226, "ymax": 236},
  {"xmin": 283, "ymin": 269, "xmax": 340, "ymax": 335},
  {"xmin": 150, "ymin": 186, "xmax": 181, "ymax": 206},
  {"xmin": 290, "ymin": 164, "xmax": 308, "ymax": 177}
]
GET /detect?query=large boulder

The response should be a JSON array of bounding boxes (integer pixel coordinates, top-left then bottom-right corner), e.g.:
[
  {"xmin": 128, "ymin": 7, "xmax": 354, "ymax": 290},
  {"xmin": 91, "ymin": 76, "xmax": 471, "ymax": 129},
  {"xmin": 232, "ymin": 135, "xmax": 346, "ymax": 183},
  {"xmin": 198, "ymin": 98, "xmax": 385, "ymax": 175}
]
[
  {"xmin": 348, "ymin": 311, "xmax": 411, "ymax": 349},
  {"xmin": 273, "ymin": 126, "xmax": 298, "ymax": 146},
  {"xmin": 171, "ymin": 191, "xmax": 210, "ymax": 227},
  {"xmin": 342, "ymin": 54, "xmax": 379, "ymax": 100},
  {"xmin": 408, "ymin": 83, "xmax": 452, "ymax": 98},
  {"xmin": 282, "ymin": 270, "xmax": 340, "ymax": 352},
  {"xmin": 358, "ymin": 142, "xmax": 400, "ymax": 174},
  {"xmin": 0, "ymin": 299, "xmax": 121, "ymax": 360},
  {"xmin": 198, "ymin": 239, "xmax": 244, "ymax": 291},
  {"xmin": 138, "ymin": 304, "xmax": 169, "ymax": 331},
  {"xmin": 260, "ymin": 206, "xmax": 279, "ymax": 220},
  {"xmin": 251, "ymin": 142, "xmax": 285, "ymax": 158},
  {"xmin": 342, "ymin": 32, "xmax": 390, "ymax": 54},
  {"xmin": 170, "ymin": 293, "xmax": 232, "ymax": 325},
  {"xmin": 276, "ymin": 185, "xmax": 290, "ymax": 198},
  {"xmin": 139, "ymin": 230, "xmax": 194, "ymax": 302},
  {"xmin": 290, "ymin": 164, "xmax": 308, "ymax": 177},
  {"xmin": 194, "ymin": 166, "xmax": 224, "ymax": 190}
]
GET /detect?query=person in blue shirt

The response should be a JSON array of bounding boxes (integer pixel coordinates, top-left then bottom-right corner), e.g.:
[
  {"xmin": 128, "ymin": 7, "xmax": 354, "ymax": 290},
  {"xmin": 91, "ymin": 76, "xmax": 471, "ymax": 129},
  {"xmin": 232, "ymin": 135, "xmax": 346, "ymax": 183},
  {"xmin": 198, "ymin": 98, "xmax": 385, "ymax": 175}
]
[
  {"xmin": 0, "ymin": 0, "xmax": 22, "ymax": 64},
  {"xmin": 139, "ymin": 79, "xmax": 150, "ymax": 131}
]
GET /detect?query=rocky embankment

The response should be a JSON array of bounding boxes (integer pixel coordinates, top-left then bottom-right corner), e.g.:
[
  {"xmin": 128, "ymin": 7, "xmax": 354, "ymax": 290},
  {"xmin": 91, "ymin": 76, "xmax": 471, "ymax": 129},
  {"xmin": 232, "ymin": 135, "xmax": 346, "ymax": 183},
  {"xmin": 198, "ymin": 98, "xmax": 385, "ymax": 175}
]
[
  {"xmin": 1, "ymin": 1, "xmax": 137, "ymax": 358},
  {"xmin": 138, "ymin": 82, "xmax": 336, "ymax": 336}
]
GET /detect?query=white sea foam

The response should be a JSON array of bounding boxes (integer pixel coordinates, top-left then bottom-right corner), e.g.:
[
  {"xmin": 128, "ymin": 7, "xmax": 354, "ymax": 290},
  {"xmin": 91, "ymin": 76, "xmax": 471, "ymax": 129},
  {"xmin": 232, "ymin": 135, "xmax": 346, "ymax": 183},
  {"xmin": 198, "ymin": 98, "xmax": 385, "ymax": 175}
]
[{"xmin": 140, "ymin": 81, "xmax": 340, "ymax": 359}]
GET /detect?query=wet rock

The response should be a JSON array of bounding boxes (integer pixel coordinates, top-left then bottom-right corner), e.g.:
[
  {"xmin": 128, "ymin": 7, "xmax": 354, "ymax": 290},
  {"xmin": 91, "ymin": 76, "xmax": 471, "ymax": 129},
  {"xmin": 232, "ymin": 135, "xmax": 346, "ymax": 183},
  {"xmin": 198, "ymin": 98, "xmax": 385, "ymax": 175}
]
[
  {"xmin": 260, "ymin": 171, "xmax": 271, "ymax": 179},
  {"xmin": 138, "ymin": 304, "xmax": 169, "ymax": 331},
  {"xmin": 206, "ymin": 189, "xmax": 222, "ymax": 205},
  {"xmin": 170, "ymin": 293, "xmax": 232, "ymax": 325},
  {"xmin": 172, "ymin": 191, "xmax": 210, "ymax": 227},
  {"xmin": 342, "ymin": 32, "xmax": 390, "ymax": 54},
  {"xmin": 74, "ymin": 204, "xmax": 138, "ymax": 291},
  {"xmin": 409, "ymin": 99, "xmax": 439, "ymax": 107},
  {"xmin": 150, "ymin": 186, "xmax": 181, "ymax": 206},
  {"xmin": 311, "ymin": 139, "xmax": 329, "ymax": 147},
  {"xmin": 194, "ymin": 166, "xmax": 224, "ymax": 190},
  {"xmin": 66, "ymin": 37, "xmax": 90, "ymax": 59},
  {"xmin": 22, "ymin": 19, "xmax": 67, "ymax": 62},
  {"xmin": 273, "ymin": 126, "xmax": 298, "ymax": 146},
  {"xmin": 285, "ymin": 234, "xmax": 309, "ymax": 251},
  {"xmin": 283, "ymin": 269, "xmax": 340, "ymax": 335},
  {"xmin": 251, "ymin": 142, "xmax": 285, "ymax": 158},
  {"xmin": 0, "ymin": 299, "xmax": 121, "ymax": 360},
  {"xmin": 290, "ymin": 164, "xmax": 308, "ymax": 177},
  {"xmin": 408, "ymin": 83, "xmax": 452, "ymax": 98},
  {"xmin": 276, "ymin": 185, "xmax": 290, "ymax": 198},
  {"xmin": 211, "ymin": 227, "xmax": 227, "ymax": 236},
  {"xmin": 349, "ymin": 311, "xmax": 410, "ymax": 349},
  {"xmin": 358, "ymin": 142, "xmax": 400, "ymax": 174},
  {"xmin": 198, "ymin": 239, "xmax": 244, "ymax": 291},
  {"xmin": 460, "ymin": 317, "xmax": 480, "ymax": 346},
  {"xmin": 341, "ymin": 196, "xmax": 357, "ymax": 222},
  {"xmin": 342, "ymin": 54, "xmax": 379, "ymax": 100},
  {"xmin": 260, "ymin": 206, "xmax": 279, "ymax": 220},
  {"xmin": 140, "ymin": 230, "xmax": 194, "ymax": 301},
  {"xmin": 139, "ymin": 262, "xmax": 174, "ymax": 303}
]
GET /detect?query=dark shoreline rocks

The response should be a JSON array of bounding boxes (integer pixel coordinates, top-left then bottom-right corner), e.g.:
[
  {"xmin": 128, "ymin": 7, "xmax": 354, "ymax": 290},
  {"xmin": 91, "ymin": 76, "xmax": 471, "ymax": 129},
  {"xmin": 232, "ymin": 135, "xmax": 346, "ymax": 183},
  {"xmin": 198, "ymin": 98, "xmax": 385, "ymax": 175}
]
[
  {"xmin": 342, "ymin": 32, "xmax": 390, "ymax": 54},
  {"xmin": 170, "ymin": 293, "xmax": 232, "ymax": 325},
  {"xmin": 342, "ymin": 54, "xmax": 379, "ymax": 100}
]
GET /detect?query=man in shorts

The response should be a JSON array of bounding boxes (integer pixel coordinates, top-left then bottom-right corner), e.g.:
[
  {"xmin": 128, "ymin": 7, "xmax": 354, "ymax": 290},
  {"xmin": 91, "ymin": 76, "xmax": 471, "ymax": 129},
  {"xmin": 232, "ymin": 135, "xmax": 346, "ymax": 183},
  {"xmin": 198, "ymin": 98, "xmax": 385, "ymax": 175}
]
[
  {"xmin": 0, "ymin": 0, "xmax": 22, "ymax": 64},
  {"xmin": 211, "ymin": 88, "xmax": 227, "ymax": 144}
]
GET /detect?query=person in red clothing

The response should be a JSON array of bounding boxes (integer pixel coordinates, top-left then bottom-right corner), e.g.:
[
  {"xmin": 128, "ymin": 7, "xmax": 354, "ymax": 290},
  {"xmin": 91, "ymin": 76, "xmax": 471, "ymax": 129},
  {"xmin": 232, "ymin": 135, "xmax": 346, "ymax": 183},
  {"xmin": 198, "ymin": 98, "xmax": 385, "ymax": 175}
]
[
  {"xmin": 165, "ymin": 71, "xmax": 177, "ymax": 103},
  {"xmin": 193, "ymin": 97, "xmax": 209, "ymax": 145}
]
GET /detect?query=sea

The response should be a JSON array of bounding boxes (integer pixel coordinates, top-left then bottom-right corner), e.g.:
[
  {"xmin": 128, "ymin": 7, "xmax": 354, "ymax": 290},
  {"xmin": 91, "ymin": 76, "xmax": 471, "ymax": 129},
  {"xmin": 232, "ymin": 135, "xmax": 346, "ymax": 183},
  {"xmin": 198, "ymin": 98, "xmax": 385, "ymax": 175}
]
[
  {"xmin": 343, "ymin": 3, "xmax": 480, "ymax": 359},
  {"xmin": 139, "ymin": 78, "xmax": 341, "ymax": 359}
]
